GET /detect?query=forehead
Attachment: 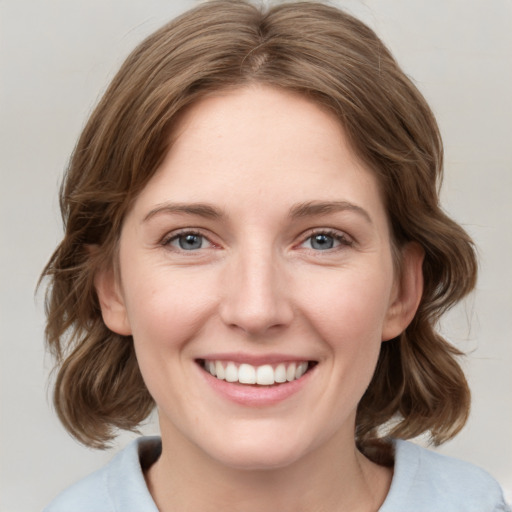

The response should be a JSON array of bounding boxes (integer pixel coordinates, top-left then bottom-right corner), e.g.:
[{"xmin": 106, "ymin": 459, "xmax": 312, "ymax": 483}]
[
  {"xmin": 130, "ymin": 85, "xmax": 387, "ymax": 228},
  {"xmin": 170, "ymin": 85, "xmax": 352, "ymax": 170}
]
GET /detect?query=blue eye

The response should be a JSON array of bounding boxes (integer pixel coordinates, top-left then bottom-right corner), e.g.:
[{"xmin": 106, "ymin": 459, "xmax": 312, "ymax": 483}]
[
  {"xmin": 302, "ymin": 231, "xmax": 351, "ymax": 251},
  {"xmin": 309, "ymin": 233, "xmax": 335, "ymax": 250},
  {"xmin": 170, "ymin": 233, "xmax": 206, "ymax": 250}
]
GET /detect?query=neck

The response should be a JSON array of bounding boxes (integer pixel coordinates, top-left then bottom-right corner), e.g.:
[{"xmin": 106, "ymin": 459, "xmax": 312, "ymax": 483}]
[{"xmin": 145, "ymin": 427, "xmax": 392, "ymax": 512}]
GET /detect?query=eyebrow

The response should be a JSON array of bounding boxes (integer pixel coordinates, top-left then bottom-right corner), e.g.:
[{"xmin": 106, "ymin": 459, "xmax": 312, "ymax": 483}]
[
  {"xmin": 289, "ymin": 200, "xmax": 372, "ymax": 224},
  {"xmin": 143, "ymin": 202, "xmax": 224, "ymax": 222},
  {"xmin": 143, "ymin": 200, "xmax": 372, "ymax": 224}
]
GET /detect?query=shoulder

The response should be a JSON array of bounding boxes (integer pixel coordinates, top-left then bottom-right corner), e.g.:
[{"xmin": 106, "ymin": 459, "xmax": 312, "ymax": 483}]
[
  {"xmin": 380, "ymin": 440, "xmax": 510, "ymax": 512},
  {"xmin": 43, "ymin": 437, "xmax": 161, "ymax": 512}
]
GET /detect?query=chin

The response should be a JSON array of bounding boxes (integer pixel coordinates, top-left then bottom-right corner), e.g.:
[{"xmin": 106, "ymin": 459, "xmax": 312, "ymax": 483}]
[
  {"xmin": 215, "ymin": 448, "xmax": 304, "ymax": 471},
  {"xmin": 204, "ymin": 431, "xmax": 316, "ymax": 471}
]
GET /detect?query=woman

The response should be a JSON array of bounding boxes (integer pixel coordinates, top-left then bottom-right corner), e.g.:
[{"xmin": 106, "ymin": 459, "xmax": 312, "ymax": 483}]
[{"xmin": 41, "ymin": 1, "xmax": 509, "ymax": 510}]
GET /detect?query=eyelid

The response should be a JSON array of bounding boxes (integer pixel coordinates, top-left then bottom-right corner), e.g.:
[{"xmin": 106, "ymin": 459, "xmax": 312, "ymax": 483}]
[
  {"xmin": 160, "ymin": 228, "xmax": 218, "ymax": 250},
  {"xmin": 296, "ymin": 228, "xmax": 354, "ymax": 250},
  {"xmin": 158, "ymin": 227, "xmax": 353, "ymax": 252}
]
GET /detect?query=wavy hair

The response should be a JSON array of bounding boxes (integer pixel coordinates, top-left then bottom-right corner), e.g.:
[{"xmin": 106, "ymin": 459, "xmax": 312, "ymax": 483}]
[{"xmin": 40, "ymin": 0, "xmax": 476, "ymax": 455}]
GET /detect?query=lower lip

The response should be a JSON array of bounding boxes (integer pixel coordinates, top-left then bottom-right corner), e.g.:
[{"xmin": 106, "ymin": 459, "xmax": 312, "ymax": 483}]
[{"xmin": 198, "ymin": 364, "xmax": 315, "ymax": 407}]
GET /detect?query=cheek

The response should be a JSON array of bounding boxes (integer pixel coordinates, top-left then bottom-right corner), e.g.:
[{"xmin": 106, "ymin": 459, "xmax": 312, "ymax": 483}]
[
  {"xmin": 122, "ymin": 265, "xmax": 217, "ymax": 352},
  {"xmin": 296, "ymin": 265, "xmax": 393, "ymax": 400},
  {"xmin": 298, "ymin": 266, "xmax": 394, "ymax": 342},
  {"xmin": 122, "ymin": 270, "xmax": 218, "ymax": 405}
]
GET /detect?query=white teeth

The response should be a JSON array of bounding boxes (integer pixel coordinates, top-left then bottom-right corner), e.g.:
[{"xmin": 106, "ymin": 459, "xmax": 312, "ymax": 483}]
[
  {"xmin": 238, "ymin": 364, "xmax": 256, "ymax": 384},
  {"xmin": 286, "ymin": 363, "xmax": 296, "ymax": 382},
  {"xmin": 215, "ymin": 361, "xmax": 225, "ymax": 380},
  {"xmin": 274, "ymin": 363, "xmax": 287, "ymax": 383},
  {"xmin": 225, "ymin": 362, "xmax": 238, "ymax": 382},
  {"xmin": 256, "ymin": 365, "xmax": 274, "ymax": 385},
  {"xmin": 203, "ymin": 360, "xmax": 311, "ymax": 386},
  {"xmin": 296, "ymin": 362, "xmax": 308, "ymax": 379}
]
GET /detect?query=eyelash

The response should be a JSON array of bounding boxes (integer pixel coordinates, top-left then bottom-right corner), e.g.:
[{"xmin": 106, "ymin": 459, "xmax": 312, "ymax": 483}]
[
  {"xmin": 160, "ymin": 229, "xmax": 215, "ymax": 251},
  {"xmin": 160, "ymin": 228, "xmax": 354, "ymax": 253},
  {"xmin": 299, "ymin": 229, "xmax": 354, "ymax": 252}
]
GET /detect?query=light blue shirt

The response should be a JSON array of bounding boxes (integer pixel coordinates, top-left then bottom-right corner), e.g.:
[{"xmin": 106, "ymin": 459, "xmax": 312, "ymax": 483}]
[{"xmin": 44, "ymin": 436, "xmax": 510, "ymax": 512}]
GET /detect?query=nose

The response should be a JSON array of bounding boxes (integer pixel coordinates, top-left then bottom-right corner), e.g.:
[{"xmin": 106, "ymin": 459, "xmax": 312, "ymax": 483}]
[{"xmin": 219, "ymin": 246, "xmax": 294, "ymax": 336}]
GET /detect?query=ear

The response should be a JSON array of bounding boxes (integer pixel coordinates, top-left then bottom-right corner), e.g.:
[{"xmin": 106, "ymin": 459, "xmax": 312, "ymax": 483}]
[
  {"xmin": 382, "ymin": 242, "xmax": 424, "ymax": 341},
  {"xmin": 94, "ymin": 265, "xmax": 132, "ymax": 336}
]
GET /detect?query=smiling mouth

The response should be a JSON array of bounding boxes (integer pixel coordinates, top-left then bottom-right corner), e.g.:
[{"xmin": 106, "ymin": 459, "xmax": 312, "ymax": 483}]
[{"xmin": 197, "ymin": 359, "xmax": 317, "ymax": 386}]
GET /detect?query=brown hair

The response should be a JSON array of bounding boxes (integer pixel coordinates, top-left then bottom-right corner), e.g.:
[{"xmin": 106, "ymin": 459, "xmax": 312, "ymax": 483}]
[{"xmin": 40, "ymin": 0, "xmax": 476, "ymax": 454}]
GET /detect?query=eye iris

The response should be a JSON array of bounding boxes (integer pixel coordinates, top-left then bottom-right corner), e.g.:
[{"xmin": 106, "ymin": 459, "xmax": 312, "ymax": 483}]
[
  {"xmin": 311, "ymin": 234, "xmax": 334, "ymax": 250},
  {"xmin": 179, "ymin": 234, "xmax": 202, "ymax": 250}
]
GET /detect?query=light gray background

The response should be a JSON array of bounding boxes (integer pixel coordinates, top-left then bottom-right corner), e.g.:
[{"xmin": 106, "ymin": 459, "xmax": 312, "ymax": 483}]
[{"xmin": 1, "ymin": 1, "xmax": 511, "ymax": 510}]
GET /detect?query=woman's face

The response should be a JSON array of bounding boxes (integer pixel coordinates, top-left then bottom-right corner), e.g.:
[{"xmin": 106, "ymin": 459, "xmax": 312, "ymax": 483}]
[{"xmin": 98, "ymin": 85, "xmax": 420, "ymax": 469}]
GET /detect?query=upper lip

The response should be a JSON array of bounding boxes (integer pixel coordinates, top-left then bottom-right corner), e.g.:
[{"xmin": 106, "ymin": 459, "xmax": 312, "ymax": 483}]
[{"xmin": 197, "ymin": 353, "xmax": 316, "ymax": 366}]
